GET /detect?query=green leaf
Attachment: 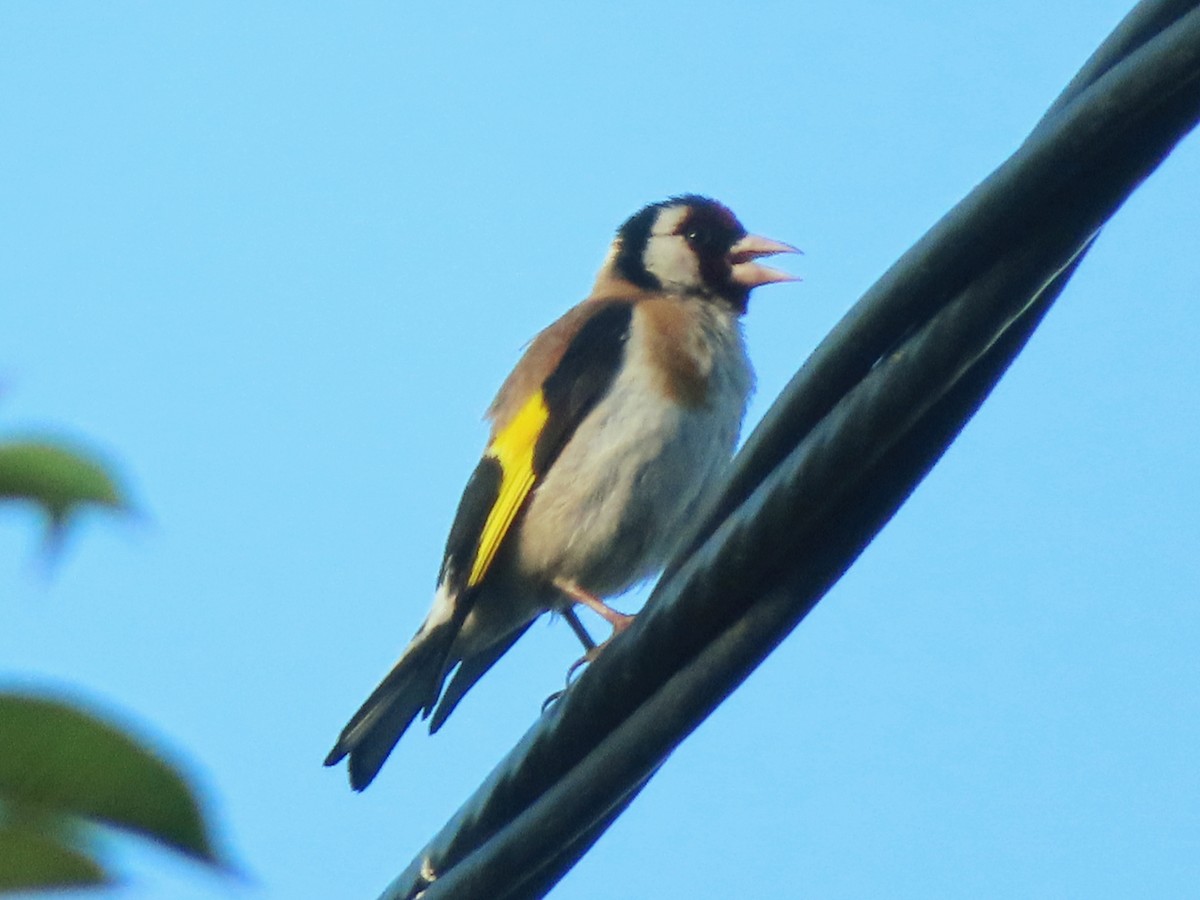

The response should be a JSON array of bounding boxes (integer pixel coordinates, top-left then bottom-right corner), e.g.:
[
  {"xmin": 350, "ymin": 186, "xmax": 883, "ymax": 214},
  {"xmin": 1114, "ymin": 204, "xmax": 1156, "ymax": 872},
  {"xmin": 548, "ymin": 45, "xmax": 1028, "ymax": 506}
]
[
  {"xmin": 0, "ymin": 693, "xmax": 220, "ymax": 866},
  {"xmin": 0, "ymin": 441, "xmax": 125, "ymax": 527},
  {"xmin": 0, "ymin": 822, "xmax": 109, "ymax": 892}
]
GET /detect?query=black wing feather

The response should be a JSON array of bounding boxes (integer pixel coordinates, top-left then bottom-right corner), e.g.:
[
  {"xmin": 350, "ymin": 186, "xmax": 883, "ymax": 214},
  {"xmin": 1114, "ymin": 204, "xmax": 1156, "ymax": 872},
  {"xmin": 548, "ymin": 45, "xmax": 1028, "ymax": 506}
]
[{"xmin": 532, "ymin": 301, "xmax": 633, "ymax": 474}]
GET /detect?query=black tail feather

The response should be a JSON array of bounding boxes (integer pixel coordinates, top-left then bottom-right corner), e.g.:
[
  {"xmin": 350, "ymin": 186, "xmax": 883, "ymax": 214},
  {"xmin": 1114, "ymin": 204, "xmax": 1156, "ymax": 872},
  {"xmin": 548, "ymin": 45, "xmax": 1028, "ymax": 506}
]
[
  {"xmin": 325, "ymin": 623, "xmax": 457, "ymax": 791},
  {"xmin": 428, "ymin": 622, "xmax": 533, "ymax": 734}
]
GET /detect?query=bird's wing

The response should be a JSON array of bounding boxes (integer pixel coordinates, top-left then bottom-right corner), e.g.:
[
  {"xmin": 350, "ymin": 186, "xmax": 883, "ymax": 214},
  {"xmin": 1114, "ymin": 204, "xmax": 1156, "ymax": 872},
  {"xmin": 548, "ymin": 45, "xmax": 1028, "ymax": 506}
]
[
  {"xmin": 421, "ymin": 299, "xmax": 635, "ymax": 733},
  {"xmin": 326, "ymin": 299, "xmax": 638, "ymax": 786},
  {"xmin": 438, "ymin": 299, "xmax": 635, "ymax": 600}
]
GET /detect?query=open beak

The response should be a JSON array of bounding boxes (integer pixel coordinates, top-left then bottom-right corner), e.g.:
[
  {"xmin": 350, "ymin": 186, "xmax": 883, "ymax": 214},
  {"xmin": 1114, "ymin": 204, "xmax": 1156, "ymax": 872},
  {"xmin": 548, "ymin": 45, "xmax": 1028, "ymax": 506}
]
[{"xmin": 727, "ymin": 234, "xmax": 802, "ymax": 288}]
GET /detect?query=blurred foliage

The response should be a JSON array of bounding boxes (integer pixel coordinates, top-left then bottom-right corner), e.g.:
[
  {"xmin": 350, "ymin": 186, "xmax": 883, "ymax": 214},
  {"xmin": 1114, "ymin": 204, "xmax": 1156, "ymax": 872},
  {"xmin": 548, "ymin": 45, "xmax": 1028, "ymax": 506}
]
[
  {"xmin": 0, "ymin": 439, "xmax": 125, "ymax": 545},
  {"xmin": 1, "ymin": 430, "xmax": 225, "ymax": 892}
]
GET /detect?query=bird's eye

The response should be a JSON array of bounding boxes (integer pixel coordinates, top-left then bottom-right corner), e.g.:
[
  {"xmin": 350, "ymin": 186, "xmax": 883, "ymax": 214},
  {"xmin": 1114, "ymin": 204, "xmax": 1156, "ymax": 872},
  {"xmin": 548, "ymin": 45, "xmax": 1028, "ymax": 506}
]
[{"xmin": 684, "ymin": 227, "xmax": 715, "ymax": 251}]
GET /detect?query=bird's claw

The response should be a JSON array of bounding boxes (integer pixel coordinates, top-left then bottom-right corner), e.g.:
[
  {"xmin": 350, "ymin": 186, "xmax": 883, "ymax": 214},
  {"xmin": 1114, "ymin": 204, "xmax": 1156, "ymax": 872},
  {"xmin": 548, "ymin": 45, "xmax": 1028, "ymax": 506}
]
[{"xmin": 541, "ymin": 634, "xmax": 615, "ymax": 711}]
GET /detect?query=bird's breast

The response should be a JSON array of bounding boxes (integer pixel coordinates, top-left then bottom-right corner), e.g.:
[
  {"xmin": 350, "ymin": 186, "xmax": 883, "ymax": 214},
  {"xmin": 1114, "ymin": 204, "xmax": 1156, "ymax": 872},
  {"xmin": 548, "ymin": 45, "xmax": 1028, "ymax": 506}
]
[{"xmin": 514, "ymin": 298, "xmax": 753, "ymax": 597}]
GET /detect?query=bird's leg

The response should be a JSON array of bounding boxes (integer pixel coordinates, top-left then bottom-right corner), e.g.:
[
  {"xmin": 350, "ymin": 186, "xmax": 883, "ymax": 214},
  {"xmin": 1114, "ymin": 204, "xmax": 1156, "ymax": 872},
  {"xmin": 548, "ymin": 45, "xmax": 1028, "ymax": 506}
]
[
  {"xmin": 543, "ymin": 597, "xmax": 616, "ymax": 713},
  {"xmin": 553, "ymin": 577, "xmax": 635, "ymax": 635},
  {"xmin": 541, "ymin": 609, "xmax": 595, "ymax": 712},
  {"xmin": 560, "ymin": 607, "xmax": 597, "ymax": 653},
  {"xmin": 553, "ymin": 577, "xmax": 635, "ymax": 677}
]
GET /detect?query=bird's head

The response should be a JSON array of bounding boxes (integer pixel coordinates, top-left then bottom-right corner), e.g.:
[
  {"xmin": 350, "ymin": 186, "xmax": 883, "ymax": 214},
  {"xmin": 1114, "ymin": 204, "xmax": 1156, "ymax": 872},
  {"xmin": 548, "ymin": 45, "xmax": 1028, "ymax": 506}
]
[{"xmin": 602, "ymin": 195, "xmax": 799, "ymax": 313}]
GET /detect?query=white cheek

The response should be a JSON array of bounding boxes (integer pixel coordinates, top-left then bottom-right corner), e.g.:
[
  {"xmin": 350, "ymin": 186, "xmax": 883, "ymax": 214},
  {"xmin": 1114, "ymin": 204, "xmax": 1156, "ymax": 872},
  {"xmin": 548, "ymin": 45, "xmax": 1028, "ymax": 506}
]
[{"xmin": 643, "ymin": 236, "xmax": 701, "ymax": 290}]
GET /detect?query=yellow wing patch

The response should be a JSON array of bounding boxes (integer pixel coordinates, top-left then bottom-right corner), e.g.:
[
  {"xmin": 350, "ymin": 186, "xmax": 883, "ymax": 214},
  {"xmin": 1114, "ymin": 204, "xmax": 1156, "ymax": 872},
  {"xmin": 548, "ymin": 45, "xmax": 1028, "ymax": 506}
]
[{"xmin": 467, "ymin": 391, "xmax": 550, "ymax": 587}]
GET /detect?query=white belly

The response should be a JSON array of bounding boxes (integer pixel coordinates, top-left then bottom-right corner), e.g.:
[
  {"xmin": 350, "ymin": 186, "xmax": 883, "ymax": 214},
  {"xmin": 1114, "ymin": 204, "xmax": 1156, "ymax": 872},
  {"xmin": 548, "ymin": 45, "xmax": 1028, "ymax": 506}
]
[{"xmin": 514, "ymin": 302, "xmax": 752, "ymax": 597}]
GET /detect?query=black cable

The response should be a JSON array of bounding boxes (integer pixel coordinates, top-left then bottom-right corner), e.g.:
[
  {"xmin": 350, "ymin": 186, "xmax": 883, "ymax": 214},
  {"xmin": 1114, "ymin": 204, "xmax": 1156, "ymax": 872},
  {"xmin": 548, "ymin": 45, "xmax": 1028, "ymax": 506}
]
[{"xmin": 381, "ymin": 4, "xmax": 1200, "ymax": 897}]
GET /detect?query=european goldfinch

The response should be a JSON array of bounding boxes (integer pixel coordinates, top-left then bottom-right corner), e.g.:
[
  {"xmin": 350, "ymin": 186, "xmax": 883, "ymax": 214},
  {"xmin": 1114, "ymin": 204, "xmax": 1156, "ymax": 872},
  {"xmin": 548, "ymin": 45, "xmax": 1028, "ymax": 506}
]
[{"xmin": 325, "ymin": 195, "xmax": 797, "ymax": 790}]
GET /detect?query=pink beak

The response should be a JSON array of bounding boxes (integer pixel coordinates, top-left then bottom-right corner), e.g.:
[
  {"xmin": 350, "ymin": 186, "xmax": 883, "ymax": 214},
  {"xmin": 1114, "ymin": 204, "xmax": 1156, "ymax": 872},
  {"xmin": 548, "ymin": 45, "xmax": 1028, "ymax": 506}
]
[{"xmin": 727, "ymin": 234, "xmax": 802, "ymax": 288}]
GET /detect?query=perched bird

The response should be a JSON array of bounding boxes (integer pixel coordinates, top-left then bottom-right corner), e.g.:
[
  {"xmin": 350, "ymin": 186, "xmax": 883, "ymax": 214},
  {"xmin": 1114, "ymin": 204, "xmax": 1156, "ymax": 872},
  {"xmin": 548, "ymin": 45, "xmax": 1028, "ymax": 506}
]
[{"xmin": 325, "ymin": 195, "xmax": 798, "ymax": 790}]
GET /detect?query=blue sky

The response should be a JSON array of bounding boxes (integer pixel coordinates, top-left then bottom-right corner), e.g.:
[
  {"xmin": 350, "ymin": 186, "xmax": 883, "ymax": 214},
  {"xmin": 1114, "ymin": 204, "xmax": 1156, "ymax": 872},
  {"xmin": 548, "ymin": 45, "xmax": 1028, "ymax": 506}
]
[{"xmin": 2, "ymin": 3, "xmax": 1198, "ymax": 898}]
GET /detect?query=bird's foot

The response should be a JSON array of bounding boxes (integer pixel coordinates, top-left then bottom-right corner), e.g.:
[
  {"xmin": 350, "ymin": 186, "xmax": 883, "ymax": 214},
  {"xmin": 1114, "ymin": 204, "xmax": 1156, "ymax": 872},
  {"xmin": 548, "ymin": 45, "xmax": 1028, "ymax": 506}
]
[
  {"xmin": 564, "ymin": 611, "xmax": 634, "ymax": 679},
  {"xmin": 541, "ymin": 610, "xmax": 635, "ymax": 712},
  {"xmin": 541, "ymin": 642, "xmax": 608, "ymax": 712},
  {"xmin": 566, "ymin": 645, "xmax": 600, "ymax": 683}
]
